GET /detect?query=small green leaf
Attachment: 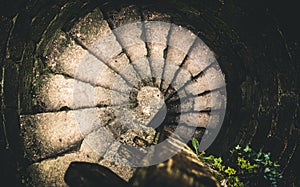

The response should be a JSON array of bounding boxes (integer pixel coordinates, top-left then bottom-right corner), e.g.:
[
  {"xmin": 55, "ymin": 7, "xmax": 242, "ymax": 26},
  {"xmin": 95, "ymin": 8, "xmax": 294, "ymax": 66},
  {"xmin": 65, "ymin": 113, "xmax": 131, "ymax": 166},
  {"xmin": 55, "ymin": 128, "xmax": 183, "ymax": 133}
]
[
  {"xmin": 264, "ymin": 167, "xmax": 271, "ymax": 173},
  {"xmin": 273, "ymin": 162, "xmax": 280, "ymax": 167},
  {"xmin": 243, "ymin": 145, "xmax": 252, "ymax": 153},
  {"xmin": 235, "ymin": 145, "xmax": 241, "ymax": 150},
  {"xmin": 204, "ymin": 155, "xmax": 215, "ymax": 161},
  {"xmin": 256, "ymin": 150, "xmax": 263, "ymax": 158},
  {"xmin": 192, "ymin": 138, "xmax": 200, "ymax": 155},
  {"xmin": 200, "ymin": 151, "xmax": 205, "ymax": 156},
  {"xmin": 254, "ymin": 158, "xmax": 262, "ymax": 162},
  {"xmin": 225, "ymin": 166, "xmax": 237, "ymax": 176},
  {"xmin": 264, "ymin": 152, "xmax": 271, "ymax": 160}
]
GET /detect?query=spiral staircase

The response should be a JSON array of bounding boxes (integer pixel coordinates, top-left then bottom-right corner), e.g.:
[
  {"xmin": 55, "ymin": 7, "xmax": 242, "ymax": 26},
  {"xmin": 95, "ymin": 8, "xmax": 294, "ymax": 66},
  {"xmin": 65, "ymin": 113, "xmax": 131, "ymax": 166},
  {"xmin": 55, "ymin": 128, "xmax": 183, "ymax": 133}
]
[{"xmin": 0, "ymin": 0, "xmax": 299, "ymax": 186}]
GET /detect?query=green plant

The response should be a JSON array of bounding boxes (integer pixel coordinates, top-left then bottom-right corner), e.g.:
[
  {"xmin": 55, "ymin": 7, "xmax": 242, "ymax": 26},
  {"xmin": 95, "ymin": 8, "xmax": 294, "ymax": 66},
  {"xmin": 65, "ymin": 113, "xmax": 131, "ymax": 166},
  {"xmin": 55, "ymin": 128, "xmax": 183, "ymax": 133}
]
[
  {"xmin": 192, "ymin": 138, "xmax": 243, "ymax": 187},
  {"xmin": 191, "ymin": 138, "xmax": 283, "ymax": 187},
  {"xmin": 192, "ymin": 138, "xmax": 200, "ymax": 155},
  {"xmin": 237, "ymin": 156, "xmax": 258, "ymax": 173},
  {"xmin": 233, "ymin": 145, "xmax": 283, "ymax": 187}
]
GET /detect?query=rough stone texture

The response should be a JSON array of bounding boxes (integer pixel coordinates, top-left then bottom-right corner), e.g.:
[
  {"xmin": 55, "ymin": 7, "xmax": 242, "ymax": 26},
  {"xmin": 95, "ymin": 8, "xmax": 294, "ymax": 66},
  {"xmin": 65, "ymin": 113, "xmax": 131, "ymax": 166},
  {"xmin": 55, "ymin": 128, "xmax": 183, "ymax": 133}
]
[
  {"xmin": 33, "ymin": 74, "xmax": 127, "ymax": 111},
  {"xmin": 99, "ymin": 141, "xmax": 135, "ymax": 181},
  {"xmin": 184, "ymin": 75, "xmax": 210, "ymax": 95},
  {"xmin": 182, "ymin": 38, "xmax": 216, "ymax": 76},
  {"xmin": 83, "ymin": 128, "xmax": 115, "ymax": 157},
  {"xmin": 68, "ymin": 8, "xmax": 129, "ymax": 69},
  {"xmin": 20, "ymin": 108, "xmax": 115, "ymax": 161},
  {"xmin": 142, "ymin": 14, "xmax": 171, "ymax": 86},
  {"xmin": 66, "ymin": 7, "xmax": 149, "ymax": 89},
  {"xmin": 105, "ymin": 5, "xmax": 151, "ymax": 83},
  {"xmin": 183, "ymin": 66, "xmax": 226, "ymax": 98},
  {"xmin": 148, "ymin": 57, "xmax": 166, "ymax": 87},
  {"xmin": 69, "ymin": 8, "xmax": 112, "ymax": 48},
  {"xmin": 166, "ymin": 24, "xmax": 197, "ymax": 66},
  {"xmin": 129, "ymin": 57, "xmax": 152, "ymax": 81},
  {"xmin": 163, "ymin": 61, "xmax": 191, "ymax": 90},
  {"xmin": 142, "ymin": 10, "xmax": 172, "ymax": 63},
  {"xmin": 44, "ymin": 31, "xmax": 124, "ymax": 90},
  {"xmin": 27, "ymin": 140, "xmax": 101, "ymax": 187},
  {"xmin": 180, "ymin": 113, "xmax": 210, "ymax": 128},
  {"xmin": 114, "ymin": 22, "xmax": 147, "ymax": 61},
  {"xmin": 203, "ymin": 66, "xmax": 226, "ymax": 90},
  {"xmin": 143, "ymin": 21, "xmax": 171, "ymax": 59}
]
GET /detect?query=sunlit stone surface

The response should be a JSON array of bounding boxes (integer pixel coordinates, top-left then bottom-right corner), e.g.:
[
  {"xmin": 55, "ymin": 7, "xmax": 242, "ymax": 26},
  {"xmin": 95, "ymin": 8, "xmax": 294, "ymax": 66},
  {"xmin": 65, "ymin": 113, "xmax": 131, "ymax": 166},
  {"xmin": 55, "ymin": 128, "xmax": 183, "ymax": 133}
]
[{"xmin": 22, "ymin": 6, "xmax": 226, "ymax": 186}]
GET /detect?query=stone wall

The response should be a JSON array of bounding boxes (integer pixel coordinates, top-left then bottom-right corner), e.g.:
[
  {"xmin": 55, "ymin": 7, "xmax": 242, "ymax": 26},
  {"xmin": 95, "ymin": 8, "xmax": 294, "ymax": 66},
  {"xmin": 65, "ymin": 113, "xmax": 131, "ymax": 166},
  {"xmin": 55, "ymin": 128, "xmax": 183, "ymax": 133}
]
[{"xmin": 0, "ymin": 0, "xmax": 299, "ymax": 186}]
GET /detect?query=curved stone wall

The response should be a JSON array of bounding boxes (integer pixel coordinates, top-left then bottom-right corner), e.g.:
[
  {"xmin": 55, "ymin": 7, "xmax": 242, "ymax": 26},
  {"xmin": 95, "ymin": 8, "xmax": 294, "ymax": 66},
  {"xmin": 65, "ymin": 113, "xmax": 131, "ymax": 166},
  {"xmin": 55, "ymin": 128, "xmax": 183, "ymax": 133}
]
[{"xmin": 0, "ymin": 0, "xmax": 299, "ymax": 186}]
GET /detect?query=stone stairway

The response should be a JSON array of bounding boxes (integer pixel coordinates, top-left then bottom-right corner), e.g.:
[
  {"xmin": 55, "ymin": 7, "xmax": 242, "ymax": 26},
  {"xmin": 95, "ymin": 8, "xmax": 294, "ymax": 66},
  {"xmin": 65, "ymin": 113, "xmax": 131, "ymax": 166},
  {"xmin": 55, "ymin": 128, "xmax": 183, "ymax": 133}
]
[{"xmin": 20, "ymin": 5, "xmax": 226, "ymax": 186}]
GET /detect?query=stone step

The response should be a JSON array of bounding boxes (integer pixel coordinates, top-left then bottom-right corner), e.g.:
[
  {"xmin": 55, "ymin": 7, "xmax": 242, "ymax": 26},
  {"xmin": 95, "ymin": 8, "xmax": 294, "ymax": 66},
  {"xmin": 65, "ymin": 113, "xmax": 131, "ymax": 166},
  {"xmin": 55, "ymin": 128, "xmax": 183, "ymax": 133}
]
[
  {"xmin": 33, "ymin": 74, "xmax": 129, "ymax": 112},
  {"xmin": 68, "ymin": 7, "xmax": 150, "ymax": 87},
  {"xmin": 105, "ymin": 5, "xmax": 152, "ymax": 81},
  {"xmin": 20, "ymin": 107, "xmax": 116, "ymax": 162},
  {"xmin": 142, "ymin": 11, "xmax": 172, "ymax": 87},
  {"xmin": 25, "ymin": 5, "xmax": 229, "ymax": 186},
  {"xmin": 180, "ymin": 112, "xmax": 211, "ymax": 128},
  {"xmin": 44, "ymin": 30, "xmax": 126, "ymax": 90},
  {"xmin": 68, "ymin": 8, "xmax": 114, "ymax": 51},
  {"xmin": 166, "ymin": 88, "xmax": 226, "ymax": 127},
  {"xmin": 184, "ymin": 66, "xmax": 226, "ymax": 96},
  {"xmin": 105, "ymin": 4, "xmax": 143, "ymax": 55},
  {"xmin": 143, "ymin": 21, "xmax": 171, "ymax": 59},
  {"xmin": 182, "ymin": 38, "xmax": 216, "ymax": 77},
  {"xmin": 68, "ymin": 8, "xmax": 125, "ymax": 64},
  {"xmin": 27, "ymin": 132, "xmax": 135, "ymax": 186},
  {"xmin": 166, "ymin": 24, "xmax": 197, "ymax": 66},
  {"xmin": 27, "ymin": 139, "xmax": 104, "ymax": 187},
  {"xmin": 162, "ymin": 61, "xmax": 191, "ymax": 91},
  {"xmin": 99, "ymin": 141, "xmax": 135, "ymax": 180},
  {"xmin": 172, "ymin": 86, "xmax": 226, "ymax": 111},
  {"xmin": 142, "ymin": 23, "xmax": 200, "ymax": 93}
]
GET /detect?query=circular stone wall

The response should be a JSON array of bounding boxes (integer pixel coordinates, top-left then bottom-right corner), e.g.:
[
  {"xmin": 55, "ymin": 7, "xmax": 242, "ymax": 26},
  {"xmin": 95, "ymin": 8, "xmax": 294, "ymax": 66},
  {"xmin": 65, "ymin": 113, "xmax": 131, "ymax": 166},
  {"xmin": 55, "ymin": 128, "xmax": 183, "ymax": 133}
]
[{"xmin": 0, "ymin": 0, "xmax": 299, "ymax": 186}]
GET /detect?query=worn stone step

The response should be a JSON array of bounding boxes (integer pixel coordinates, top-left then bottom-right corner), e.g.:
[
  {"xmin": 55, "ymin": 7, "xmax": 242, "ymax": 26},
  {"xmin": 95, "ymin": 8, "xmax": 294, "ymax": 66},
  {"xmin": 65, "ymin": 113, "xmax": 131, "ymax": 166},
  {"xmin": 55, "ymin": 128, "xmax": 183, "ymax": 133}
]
[
  {"xmin": 182, "ymin": 38, "xmax": 216, "ymax": 77},
  {"xmin": 162, "ymin": 61, "xmax": 191, "ymax": 91},
  {"xmin": 166, "ymin": 88, "xmax": 226, "ymax": 127},
  {"xmin": 20, "ymin": 107, "xmax": 116, "ymax": 161},
  {"xmin": 99, "ymin": 141, "xmax": 135, "ymax": 180},
  {"xmin": 24, "ymin": 4, "xmax": 229, "ymax": 186},
  {"xmin": 173, "ymin": 82, "xmax": 226, "ymax": 110},
  {"xmin": 142, "ymin": 12, "xmax": 172, "ymax": 86},
  {"xmin": 105, "ymin": 5, "xmax": 152, "ymax": 81},
  {"xmin": 27, "ymin": 139, "xmax": 103, "ymax": 187},
  {"xmin": 113, "ymin": 22, "xmax": 146, "ymax": 62},
  {"xmin": 180, "ymin": 112, "xmax": 211, "ymax": 128},
  {"xmin": 166, "ymin": 24, "xmax": 197, "ymax": 66},
  {"xmin": 44, "ymin": 30, "xmax": 125, "ymax": 90},
  {"xmin": 68, "ymin": 7, "xmax": 149, "ymax": 87},
  {"xmin": 143, "ymin": 21, "xmax": 171, "ymax": 59},
  {"xmin": 178, "ymin": 110, "xmax": 224, "ymax": 130},
  {"xmin": 27, "ymin": 131, "xmax": 135, "ymax": 186},
  {"xmin": 142, "ymin": 10, "xmax": 171, "ymax": 56},
  {"xmin": 33, "ymin": 74, "xmax": 129, "ymax": 111},
  {"xmin": 69, "ymin": 8, "xmax": 124, "ymax": 63},
  {"xmin": 183, "ymin": 66, "xmax": 226, "ymax": 96},
  {"xmin": 147, "ymin": 57, "xmax": 165, "ymax": 87}
]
